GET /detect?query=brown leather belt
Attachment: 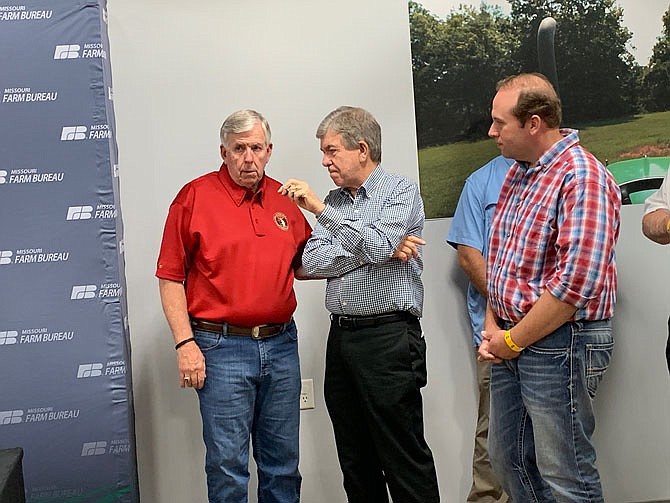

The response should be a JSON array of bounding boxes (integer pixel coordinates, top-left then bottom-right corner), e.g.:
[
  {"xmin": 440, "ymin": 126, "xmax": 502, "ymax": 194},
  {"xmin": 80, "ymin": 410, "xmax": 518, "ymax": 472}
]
[{"xmin": 190, "ymin": 318, "xmax": 288, "ymax": 339}]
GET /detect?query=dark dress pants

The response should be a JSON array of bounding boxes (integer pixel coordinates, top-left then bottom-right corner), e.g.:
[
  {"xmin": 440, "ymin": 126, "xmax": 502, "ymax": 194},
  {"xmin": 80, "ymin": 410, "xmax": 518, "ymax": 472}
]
[{"xmin": 324, "ymin": 316, "xmax": 440, "ymax": 503}]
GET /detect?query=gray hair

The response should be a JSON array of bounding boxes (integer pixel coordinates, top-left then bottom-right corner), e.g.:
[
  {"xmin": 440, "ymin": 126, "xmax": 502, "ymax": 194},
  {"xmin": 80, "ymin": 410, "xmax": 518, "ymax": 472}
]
[
  {"xmin": 219, "ymin": 109, "xmax": 271, "ymax": 146},
  {"xmin": 316, "ymin": 106, "xmax": 382, "ymax": 163}
]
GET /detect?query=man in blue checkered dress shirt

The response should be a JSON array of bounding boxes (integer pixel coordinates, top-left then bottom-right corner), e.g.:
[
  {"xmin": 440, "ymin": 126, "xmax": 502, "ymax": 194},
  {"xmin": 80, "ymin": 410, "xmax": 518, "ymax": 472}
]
[{"xmin": 280, "ymin": 106, "xmax": 440, "ymax": 503}]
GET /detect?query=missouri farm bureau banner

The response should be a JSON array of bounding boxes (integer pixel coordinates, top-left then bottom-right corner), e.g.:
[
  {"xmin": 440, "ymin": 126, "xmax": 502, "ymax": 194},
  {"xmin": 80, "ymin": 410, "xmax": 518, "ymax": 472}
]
[{"xmin": 0, "ymin": 0, "xmax": 138, "ymax": 500}]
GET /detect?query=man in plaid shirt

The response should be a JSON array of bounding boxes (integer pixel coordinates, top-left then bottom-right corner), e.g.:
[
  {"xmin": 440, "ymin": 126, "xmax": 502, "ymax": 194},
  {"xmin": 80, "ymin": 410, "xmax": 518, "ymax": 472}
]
[{"xmin": 478, "ymin": 73, "xmax": 621, "ymax": 503}]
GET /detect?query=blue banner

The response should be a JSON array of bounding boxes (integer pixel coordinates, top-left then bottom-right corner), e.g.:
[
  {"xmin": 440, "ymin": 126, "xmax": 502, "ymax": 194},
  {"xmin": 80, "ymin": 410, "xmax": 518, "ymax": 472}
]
[{"xmin": 0, "ymin": 0, "xmax": 138, "ymax": 501}]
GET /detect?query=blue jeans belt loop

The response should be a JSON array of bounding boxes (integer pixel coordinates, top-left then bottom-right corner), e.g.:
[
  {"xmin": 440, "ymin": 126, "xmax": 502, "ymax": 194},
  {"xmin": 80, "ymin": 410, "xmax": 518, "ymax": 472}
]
[
  {"xmin": 190, "ymin": 318, "xmax": 288, "ymax": 339},
  {"xmin": 330, "ymin": 311, "xmax": 414, "ymax": 329}
]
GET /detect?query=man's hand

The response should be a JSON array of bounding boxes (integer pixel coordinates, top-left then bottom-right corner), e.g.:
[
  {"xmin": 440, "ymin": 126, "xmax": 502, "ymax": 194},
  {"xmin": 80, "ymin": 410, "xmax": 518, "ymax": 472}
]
[
  {"xmin": 482, "ymin": 328, "xmax": 520, "ymax": 361},
  {"xmin": 177, "ymin": 340, "xmax": 206, "ymax": 389},
  {"xmin": 279, "ymin": 179, "xmax": 325, "ymax": 216},
  {"xmin": 392, "ymin": 235, "xmax": 426, "ymax": 262}
]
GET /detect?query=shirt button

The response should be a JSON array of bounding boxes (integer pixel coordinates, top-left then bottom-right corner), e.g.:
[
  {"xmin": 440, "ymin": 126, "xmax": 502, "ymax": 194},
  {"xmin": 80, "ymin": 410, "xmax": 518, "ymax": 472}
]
[{"xmin": 342, "ymin": 301, "xmax": 348, "ymax": 306}]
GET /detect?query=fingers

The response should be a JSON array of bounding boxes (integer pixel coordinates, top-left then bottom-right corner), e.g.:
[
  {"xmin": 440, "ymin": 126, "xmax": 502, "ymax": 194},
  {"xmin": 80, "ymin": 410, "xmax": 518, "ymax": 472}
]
[
  {"xmin": 181, "ymin": 372, "xmax": 205, "ymax": 389},
  {"xmin": 278, "ymin": 179, "xmax": 305, "ymax": 197},
  {"xmin": 477, "ymin": 337, "xmax": 503, "ymax": 363},
  {"xmin": 392, "ymin": 235, "xmax": 426, "ymax": 262},
  {"xmin": 177, "ymin": 344, "xmax": 206, "ymax": 389},
  {"xmin": 404, "ymin": 235, "xmax": 427, "ymax": 246}
]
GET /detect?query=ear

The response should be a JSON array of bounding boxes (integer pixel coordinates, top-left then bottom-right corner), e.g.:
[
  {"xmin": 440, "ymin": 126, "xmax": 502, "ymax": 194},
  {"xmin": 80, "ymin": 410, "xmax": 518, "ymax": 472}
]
[
  {"xmin": 358, "ymin": 141, "xmax": 369, "ymax": 162},
  {"xmin": 266, "ymin": 142, "xmax": 273, "ymax": 158},
  {"xmin": 219, "ymin": 144, "xmax": 227, "ymax": 160},
  {"xmin": 528, "ymin": 114, "xmax": 542, "ymax": 134}
]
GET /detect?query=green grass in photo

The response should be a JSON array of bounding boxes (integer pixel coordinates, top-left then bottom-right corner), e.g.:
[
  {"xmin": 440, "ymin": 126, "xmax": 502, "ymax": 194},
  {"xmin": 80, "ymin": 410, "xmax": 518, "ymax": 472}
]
[{"xmin": 418, "ymin": 110, "xmax": 670, "ymax": 219}]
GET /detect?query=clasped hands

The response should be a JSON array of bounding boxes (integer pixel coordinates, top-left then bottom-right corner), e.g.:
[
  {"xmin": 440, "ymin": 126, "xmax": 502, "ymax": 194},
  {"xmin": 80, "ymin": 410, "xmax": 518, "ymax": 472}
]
[{"xmin": 478, "ymin": 326, "xmax": 521, "ymax": 362}]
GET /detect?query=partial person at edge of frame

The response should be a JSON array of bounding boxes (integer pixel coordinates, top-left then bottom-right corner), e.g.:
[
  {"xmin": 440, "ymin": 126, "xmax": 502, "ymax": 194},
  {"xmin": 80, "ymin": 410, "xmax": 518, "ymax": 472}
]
[
  {"xmin": 642, "ymin": 168, "xmax": 670, "ymax": 373},
  {"xmin": 447, "ymin": 154, "xmax": 513, "ymax": 503}
]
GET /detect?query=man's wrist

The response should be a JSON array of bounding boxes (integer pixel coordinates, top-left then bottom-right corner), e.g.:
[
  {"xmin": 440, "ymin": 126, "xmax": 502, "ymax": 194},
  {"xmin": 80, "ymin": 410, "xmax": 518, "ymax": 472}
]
[
  {"xmin": 504, "ymin": 330, "xmax": 524, "ymax": 352},
  {"xmin": 314, "ymin": 202, "xmax": 325, "ymax": 217},
  {"xmin": 175, "ymin": 337, "xmax": 196, "ymax": 350}
]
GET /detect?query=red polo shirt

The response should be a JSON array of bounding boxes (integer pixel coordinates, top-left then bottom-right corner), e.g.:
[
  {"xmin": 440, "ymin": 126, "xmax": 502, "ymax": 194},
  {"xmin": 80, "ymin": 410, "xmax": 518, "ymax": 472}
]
[{"xmin": 156, "ymin": 165, "xmax": 312, "ymax": 326}]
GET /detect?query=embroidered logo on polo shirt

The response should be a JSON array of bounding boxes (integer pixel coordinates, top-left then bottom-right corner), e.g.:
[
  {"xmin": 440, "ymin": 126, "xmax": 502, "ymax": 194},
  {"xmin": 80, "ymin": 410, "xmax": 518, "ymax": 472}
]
[{"xmin": 273, "ymin": 212, "xmax": 289, "ymax": 231}]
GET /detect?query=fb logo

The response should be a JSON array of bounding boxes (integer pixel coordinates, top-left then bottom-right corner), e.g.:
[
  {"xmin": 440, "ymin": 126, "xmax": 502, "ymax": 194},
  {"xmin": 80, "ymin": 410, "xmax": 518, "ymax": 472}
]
[
  {"xmin": 54, "ymin": 44, "xmax": 80, "ymax": 59},
  {"xmin": 71, "ymin": 285, "xmax": 97, "ymax": 300},
  {"xmin": 77, "ymin": 363, "xmax": 103, "ymax": 378},
  {"xmin": 60, "ymin": 126, "xmax": 87, "ymax": 141},
  {"xmin": 0, "ymin": 170, "xmax": 6, "ymax": 184},
  {"xmin": 0, "ymin": 410, "xmax": 23, "ymax": 425},
  {"xmin": 66, "ymin": 206, "xmax": 93, "ymax": 220},
  {"xmin": 0, "ymin": 251, "xmax": 12, "ymax": 265},
  {"xmin": 81, "ymin": 441, "xmax": 107, "ymax": 456},
  {"xmin": 0, "ymin": 331, "xmax": 18, "ymax": 345}
]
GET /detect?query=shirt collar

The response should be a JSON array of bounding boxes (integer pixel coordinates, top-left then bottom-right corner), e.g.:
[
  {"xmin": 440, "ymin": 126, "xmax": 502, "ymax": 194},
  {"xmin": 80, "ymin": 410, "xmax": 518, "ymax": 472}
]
[
  {"xmin": 536, "ymin": 128, "xmax": 579, "ymax": 172},
  {"xmin": 335, "ymin": 164, "xmax": 383, "ymax": 199},
  {"xmin": 217, "ymin": 164, "xmax": 265, "ymax": 206}
]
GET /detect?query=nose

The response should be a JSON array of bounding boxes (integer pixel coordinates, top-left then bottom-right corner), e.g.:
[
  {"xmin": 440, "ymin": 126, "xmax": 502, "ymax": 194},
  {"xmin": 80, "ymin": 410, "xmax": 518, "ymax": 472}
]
[
  {"xmin": 243, "ymin": 146, "xmax": 254, "ymax": 162},
  {"xmin": 321, "ymin": 153, "xmax": 332, "ymax": 167},
  {"xmin": 488, "ymin": 123, "xmax": 497, "ymax": 138}
]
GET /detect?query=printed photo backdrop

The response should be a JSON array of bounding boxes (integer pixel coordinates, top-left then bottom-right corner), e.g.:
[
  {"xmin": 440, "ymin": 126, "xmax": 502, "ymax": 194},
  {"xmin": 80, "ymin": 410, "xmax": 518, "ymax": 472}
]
[
  {"xmin": 0, "ymin": 0, "xmax": 138, "ymax": 501},
  {"xmin": 408, "ymin": 0, "xmax": 670, "ymax": 218}
]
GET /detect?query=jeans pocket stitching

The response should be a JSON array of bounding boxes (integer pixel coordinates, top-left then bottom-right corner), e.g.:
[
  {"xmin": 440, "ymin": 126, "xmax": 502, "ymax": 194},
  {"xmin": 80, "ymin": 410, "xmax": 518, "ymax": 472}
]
[{"xmin": 193, "ymin": 331, "xmax": 224, "ymax": 352}]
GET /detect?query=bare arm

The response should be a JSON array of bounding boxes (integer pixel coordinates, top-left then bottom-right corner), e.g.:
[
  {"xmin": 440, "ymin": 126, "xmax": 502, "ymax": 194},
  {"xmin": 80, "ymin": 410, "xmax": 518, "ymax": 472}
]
[
  {"xmin": 456, "ymin": 244, "xmax": 487, "ymax": 297},
  {"xmin": 158, "ymin": 278, "xmax": 206, "ymax": 389},
  {"xmin": 642, "ymin": 208, "xmax": 670, "ymax": 245}
]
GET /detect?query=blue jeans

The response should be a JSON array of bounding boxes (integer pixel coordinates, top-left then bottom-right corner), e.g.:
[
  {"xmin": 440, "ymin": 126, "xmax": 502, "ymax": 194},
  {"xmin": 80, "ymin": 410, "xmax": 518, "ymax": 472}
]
[
  {"xmin": 194, "ymin": 320, "xmax": 301, "ymax": 503},
  {"xmin": 489, "ymin": 320, "xmax": 613, "ymax": 503}
]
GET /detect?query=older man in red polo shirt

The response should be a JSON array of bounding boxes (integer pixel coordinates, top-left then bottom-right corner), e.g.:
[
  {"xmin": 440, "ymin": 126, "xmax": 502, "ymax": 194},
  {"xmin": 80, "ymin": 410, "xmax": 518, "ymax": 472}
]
[{"xmin": 156, "ymin": 109, "xmax": 312, "ymax": 503}]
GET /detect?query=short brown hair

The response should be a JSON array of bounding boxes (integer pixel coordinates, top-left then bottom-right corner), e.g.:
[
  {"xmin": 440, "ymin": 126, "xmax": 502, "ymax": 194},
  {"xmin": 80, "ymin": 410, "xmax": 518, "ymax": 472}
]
[{"xmin": 497, "ymin": 73, "xmax": 562, "ymax": 128}]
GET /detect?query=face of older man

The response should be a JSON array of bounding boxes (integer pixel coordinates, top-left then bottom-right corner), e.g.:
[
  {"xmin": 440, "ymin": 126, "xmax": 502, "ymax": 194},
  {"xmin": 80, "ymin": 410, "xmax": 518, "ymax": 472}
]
[
  {"xmin": 220, "ymin": 122, "xmax": 272, "ymax": 191},
  {"xmin": 319, "ymin": 131, "xmax": 368, "ymax": 191}
]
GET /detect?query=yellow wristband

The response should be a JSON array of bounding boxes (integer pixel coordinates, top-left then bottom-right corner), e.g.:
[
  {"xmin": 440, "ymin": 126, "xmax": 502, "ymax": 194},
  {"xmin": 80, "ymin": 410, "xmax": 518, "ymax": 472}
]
[
  {"xmin": 504, "ymin": 330, "xmax": 524, "ymax": 352},
  {"xmin": 666, "ymin": 218, "xmax": 670, "ymax": 234}
]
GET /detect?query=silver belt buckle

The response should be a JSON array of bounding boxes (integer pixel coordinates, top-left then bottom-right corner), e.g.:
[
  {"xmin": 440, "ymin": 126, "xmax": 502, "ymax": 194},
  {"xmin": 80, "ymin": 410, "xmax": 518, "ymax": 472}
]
[{"xmin": 251, "ymin": 326, "xmax": 261, "ymax": 339}]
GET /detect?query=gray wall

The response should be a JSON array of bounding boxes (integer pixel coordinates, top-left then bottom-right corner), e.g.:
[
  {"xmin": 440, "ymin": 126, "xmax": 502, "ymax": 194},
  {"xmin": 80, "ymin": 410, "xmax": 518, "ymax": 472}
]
[{"xmin": 108, "ymin": 1, "xmax": 670, "ymax": 501}]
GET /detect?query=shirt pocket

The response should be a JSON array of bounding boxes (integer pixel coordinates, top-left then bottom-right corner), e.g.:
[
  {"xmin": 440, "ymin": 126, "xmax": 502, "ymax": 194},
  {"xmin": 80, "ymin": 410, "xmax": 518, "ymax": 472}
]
[{"xmin": 520, "ymin": 204, "xmax": 554, "ymax": 250}]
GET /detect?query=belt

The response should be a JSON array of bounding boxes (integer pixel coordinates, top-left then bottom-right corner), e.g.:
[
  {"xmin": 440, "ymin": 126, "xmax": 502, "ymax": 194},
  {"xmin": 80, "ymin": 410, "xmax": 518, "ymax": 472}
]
[
  {"xmin": 330, "ymin": 311, "xmax": 414, "ymax": 329},
  {"xmin": 190, "ymin": 318, "xmax": 288, "ymax": 339}
]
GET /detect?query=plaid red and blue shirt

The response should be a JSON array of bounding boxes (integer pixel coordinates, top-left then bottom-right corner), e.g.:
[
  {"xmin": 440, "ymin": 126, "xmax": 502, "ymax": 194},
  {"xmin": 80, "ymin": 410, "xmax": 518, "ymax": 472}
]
[{"xmin": 487, "ymin": 129, "xmax": 621, "ymax": 323}]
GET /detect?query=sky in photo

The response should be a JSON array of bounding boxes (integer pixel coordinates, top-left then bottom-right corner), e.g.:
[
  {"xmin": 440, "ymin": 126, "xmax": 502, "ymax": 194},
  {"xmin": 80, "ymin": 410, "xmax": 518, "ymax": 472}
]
[{"xmin": 415, "ymin": 0, "xmax": 668, "ymax": 64}]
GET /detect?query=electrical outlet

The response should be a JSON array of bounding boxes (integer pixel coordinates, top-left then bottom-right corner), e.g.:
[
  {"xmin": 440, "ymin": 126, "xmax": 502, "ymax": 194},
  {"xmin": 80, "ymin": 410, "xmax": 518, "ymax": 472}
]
[{"xmin": 300, "ymin": 378, "xmax": 315, "ymax": 410}]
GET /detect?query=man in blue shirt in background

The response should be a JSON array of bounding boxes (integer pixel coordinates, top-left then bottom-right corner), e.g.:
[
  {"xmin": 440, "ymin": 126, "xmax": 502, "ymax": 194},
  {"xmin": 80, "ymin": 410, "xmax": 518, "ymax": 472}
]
[{"xmin": 447, "ymin": 155, "xmax": 513, "ymax": 502}]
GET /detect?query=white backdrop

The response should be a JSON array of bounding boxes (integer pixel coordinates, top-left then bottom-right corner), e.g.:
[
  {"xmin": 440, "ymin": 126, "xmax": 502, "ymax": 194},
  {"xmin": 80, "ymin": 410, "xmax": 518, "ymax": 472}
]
[{"xmin": 108, "ymin": 1, "xmax": 670, "ymax": 501}]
